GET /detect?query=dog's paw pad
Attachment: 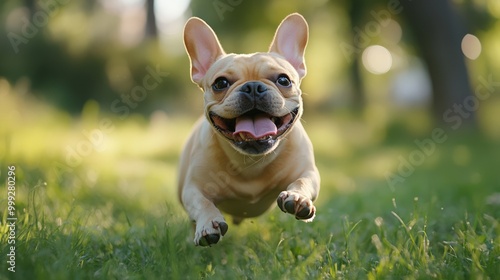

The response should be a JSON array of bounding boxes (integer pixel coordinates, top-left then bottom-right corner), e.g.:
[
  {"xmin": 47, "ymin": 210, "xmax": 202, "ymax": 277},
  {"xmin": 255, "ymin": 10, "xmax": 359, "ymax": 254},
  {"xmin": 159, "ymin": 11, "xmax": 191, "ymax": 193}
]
[
  {"xmin": 199, "ymin": 234, "xmax": 221, "ymax": 247},
  {"xmin": 296, "ymin": 204, "xmax": 315, "ymax": 220},
  {"xmin": 284, "ymin": 200, "xmax": 295, "ymax": 214},
  {"xmin": 195, "ymin": 220, "xmax": 229, "ymax": 246},
  {"xmin": 218, "ymin": 221, "xmax": 229, "ymax": 236},
  {"xmin": 277, "ymin": 191, "xmax": 316, "ymax": 222}
]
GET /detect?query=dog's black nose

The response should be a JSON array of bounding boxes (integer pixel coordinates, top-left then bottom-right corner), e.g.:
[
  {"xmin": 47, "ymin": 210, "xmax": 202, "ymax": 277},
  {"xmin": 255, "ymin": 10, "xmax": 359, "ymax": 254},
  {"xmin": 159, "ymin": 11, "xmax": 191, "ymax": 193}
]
[
  {"xmin": 240, "ymin": 81, "xmax": 268, "ymax": 97},
  {"xmin": 238, "ymin": 81, "xmax": 272, "ymax": 113}
]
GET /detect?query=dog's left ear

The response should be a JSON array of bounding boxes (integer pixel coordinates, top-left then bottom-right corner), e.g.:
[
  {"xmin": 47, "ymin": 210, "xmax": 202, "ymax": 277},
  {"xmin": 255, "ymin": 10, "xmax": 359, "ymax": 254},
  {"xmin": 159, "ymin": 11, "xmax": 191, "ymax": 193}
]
[{"xmin": 269, "ymin": 13, "xmax": 309, "ymax": 79}]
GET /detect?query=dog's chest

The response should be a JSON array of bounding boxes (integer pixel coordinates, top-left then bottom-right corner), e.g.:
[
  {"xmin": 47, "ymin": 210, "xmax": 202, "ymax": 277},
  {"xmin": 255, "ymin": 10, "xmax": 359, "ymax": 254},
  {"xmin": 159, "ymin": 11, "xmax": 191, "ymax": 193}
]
[
  {"xmin": 215, "ymin": 178, "xmax": 284, "ymax": 218},
  {"xmin": 223, "ymin": 175, "xmax": 281, "ymax": 201}
]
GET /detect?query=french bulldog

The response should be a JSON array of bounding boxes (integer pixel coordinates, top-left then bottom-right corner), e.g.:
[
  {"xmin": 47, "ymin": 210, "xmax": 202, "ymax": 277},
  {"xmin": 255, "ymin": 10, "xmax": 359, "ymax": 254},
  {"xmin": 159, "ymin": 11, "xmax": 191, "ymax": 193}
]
[{"xmin": 178, "ymin": 13, "xmax": 320, "ymax": 246}]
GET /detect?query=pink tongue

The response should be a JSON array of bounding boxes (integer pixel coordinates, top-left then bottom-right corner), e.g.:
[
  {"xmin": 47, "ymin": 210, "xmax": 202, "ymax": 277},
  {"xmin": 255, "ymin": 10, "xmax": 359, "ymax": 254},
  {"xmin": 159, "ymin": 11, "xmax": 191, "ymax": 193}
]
[{"xmin": 234, "ymin": 113, "xmax": 277, "ymax": 139}]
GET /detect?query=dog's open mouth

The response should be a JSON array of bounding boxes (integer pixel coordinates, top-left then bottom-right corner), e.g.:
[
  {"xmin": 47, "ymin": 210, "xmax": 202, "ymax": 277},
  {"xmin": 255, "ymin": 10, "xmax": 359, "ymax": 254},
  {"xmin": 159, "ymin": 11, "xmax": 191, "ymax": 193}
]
[{"xmin": 209, "ymin": 107, "xmax": 299, "ymax": 154}]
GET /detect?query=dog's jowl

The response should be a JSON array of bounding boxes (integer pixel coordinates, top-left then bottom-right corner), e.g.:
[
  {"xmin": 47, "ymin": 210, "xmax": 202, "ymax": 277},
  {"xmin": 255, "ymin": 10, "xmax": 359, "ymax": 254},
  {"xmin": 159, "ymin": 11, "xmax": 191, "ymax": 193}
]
[{"xmin": 178, "ymin": 13, "xmax": 320, "ymax": 246}]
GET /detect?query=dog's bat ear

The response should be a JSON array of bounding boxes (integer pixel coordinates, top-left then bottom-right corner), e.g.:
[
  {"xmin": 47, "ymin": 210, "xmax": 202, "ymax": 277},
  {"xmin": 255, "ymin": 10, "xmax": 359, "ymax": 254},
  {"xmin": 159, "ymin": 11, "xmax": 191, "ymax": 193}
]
[
  {"xmin": 184, "ymin": 17, "xmax": 226, "ymax": 85},
  {"xmin": 269, "ymin": 13, "xmax": 309, "ymax": 79}
]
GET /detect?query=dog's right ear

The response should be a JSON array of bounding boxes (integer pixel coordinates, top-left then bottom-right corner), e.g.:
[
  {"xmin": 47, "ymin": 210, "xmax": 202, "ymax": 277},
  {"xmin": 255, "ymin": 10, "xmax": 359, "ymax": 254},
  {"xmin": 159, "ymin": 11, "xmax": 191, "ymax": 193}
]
[{"xmin": 184, "ymin": 17, "xmax": 225, "ymax": 85}]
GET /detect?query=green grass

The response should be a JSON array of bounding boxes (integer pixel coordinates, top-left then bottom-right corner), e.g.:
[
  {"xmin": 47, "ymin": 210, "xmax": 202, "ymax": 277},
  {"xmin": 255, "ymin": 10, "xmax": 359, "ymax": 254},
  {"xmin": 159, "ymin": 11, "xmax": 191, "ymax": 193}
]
[{"xmin": 1, "ymin": 94, "xmax": 500, "ymax": 279}]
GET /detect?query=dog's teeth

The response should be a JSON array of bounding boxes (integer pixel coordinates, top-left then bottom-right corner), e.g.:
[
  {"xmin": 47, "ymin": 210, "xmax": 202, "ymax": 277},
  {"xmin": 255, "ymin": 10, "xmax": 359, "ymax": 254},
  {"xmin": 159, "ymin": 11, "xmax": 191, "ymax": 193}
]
[
  {"xmin": 256, "ymin": 136, "xmax": 270, "ymax": 141},
  {"xmin": 239, "ymin": 133, "xmax": 246, "ymax": 141}
]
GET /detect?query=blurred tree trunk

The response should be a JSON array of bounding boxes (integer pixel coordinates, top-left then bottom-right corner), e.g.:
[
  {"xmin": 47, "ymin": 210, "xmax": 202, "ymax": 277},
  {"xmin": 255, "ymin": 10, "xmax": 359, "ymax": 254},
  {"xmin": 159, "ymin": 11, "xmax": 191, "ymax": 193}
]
[
  {"xmin": 348, "ymin": 1, "xmax": 365, "ymax": 109},
  {"xmin": 25, "ymin": 0, "xmax": 35, "ymax": 17},
  {"xmin": 401, "ymin": 0, "xmax": 474, "ymax": 123},
  {"xmin": 145, "ymin": 0, "xmax": 157, "ymax": 38}
]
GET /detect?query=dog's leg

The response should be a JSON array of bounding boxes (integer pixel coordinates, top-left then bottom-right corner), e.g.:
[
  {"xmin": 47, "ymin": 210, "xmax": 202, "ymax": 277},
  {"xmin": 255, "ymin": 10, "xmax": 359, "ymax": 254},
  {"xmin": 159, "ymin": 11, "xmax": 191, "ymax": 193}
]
[
  {"xmin": 276, "ymin": 169, "xmax": 320, "ymax": 222},
  {"xmin": 232, "ymin": 216, "xmax": 244, "ymax": 225},
  {"xmin": 182, "ymin": 185, "xmax": 228, "ymax": 246}
]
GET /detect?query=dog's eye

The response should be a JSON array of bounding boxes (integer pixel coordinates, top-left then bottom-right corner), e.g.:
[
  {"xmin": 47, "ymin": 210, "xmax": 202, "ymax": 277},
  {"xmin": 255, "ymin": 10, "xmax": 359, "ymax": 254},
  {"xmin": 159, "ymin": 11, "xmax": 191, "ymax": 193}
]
[
  {"xmin": 212, "ymin": 77, "xmax": 230, "ymax": 91},
  {"xmin": 276, "ymin": 75, "xmax": 291, "ymax": 87}
]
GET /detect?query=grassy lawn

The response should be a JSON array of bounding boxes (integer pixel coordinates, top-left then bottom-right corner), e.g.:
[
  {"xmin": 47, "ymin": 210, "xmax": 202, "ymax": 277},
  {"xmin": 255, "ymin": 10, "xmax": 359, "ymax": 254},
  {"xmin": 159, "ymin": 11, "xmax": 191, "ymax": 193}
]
[{"xmin": 1, "ymin": 92, "xmax": 500, "ymax": 279}]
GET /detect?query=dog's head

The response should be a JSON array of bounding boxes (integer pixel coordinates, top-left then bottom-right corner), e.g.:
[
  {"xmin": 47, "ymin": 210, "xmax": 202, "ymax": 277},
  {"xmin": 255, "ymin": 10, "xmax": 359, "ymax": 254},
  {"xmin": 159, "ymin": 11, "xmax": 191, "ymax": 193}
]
[{"xmin": 184, "ymin": 13, "xmax": 308, "ymax": 155}]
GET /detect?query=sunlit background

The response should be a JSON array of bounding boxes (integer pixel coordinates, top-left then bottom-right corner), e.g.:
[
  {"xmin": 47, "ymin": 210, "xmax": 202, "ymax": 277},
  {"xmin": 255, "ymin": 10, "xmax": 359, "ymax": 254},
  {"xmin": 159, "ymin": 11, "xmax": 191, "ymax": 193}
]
[{"xmin": 1, "ymin": 0, "xmax": 500, "ymax": 208}]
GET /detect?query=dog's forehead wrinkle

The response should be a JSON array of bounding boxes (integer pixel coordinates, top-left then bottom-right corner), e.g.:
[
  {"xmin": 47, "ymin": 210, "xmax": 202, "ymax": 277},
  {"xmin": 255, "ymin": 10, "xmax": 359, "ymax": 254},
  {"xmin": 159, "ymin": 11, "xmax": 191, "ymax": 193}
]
[{"xmin": 213, "ymin": 54, "xmax": 294, "ymax": 81}]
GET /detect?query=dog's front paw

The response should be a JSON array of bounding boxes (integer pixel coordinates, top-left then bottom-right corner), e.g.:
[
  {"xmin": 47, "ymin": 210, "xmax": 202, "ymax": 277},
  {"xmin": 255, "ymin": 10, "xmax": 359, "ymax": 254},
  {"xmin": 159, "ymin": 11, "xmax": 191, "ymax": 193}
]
[
  {"xmin": 277, "ymin": 191, "xmax": 316, "ymax": 222},
  {"xmin": 194, "ymin": 218, "xmax": 229, "ymax": 246}
]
